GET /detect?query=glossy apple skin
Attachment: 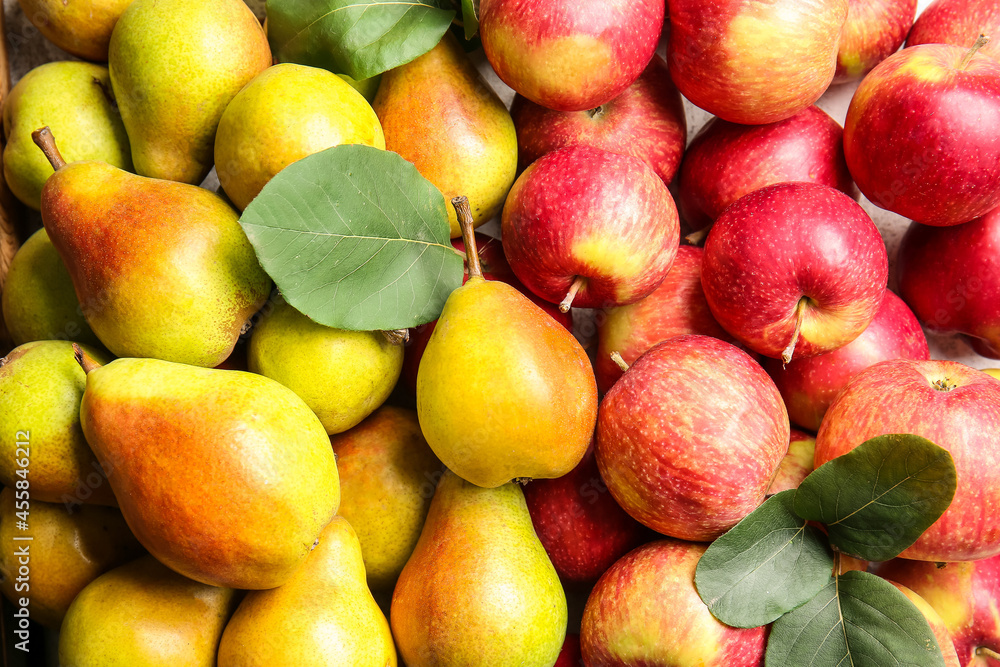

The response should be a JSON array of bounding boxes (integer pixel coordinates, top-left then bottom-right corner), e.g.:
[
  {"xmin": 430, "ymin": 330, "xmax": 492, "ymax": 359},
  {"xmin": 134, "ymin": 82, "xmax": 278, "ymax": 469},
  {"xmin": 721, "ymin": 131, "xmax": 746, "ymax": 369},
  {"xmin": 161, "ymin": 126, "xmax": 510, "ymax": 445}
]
[
  {"xmin": 766, "ymin": 428, "xmax": 816, "ymax": 494},
  {"xmin": 478, "ymin": 0, "xmax": 663, "ymax": 112},
  {"xmin": 816, "ymin": 359, "xmax": 1000, "ymax": 561},
  {"xmin": 702, "ymin": 182, "xmax": 888, "ymax": 361},
  {"xmin": 666, "ymin": 0, "xmax": 847, "ymax": 125},
  {"xmin": 511, "ymin": 55, "xmax": 685, "ymax": 185},
  {"xmin": 843, "ymin": 44, "xmax": 1000, "ymax": 226},
  {"xmin": 764, "ymin": 289, "xmax": 929, "ymax": 431},
  {"xmin": 678, "ymin": 105, "xmax": 855, "ymax": 229},
  {"xmin": 872, "ymin": 556, "xmax": 1000, "ymax": 667},
  {"xmin": 907, "ymin": 0, "xmax": 1000, "ymax": 62},
  {"xmin": 501, "ymin": 145, "xmax": 680, "ymax": 310},
  {"xmin": 580, "ymin": 539, "xmax": 767, "ymax": 667},
  {"xmin": 596, "ymin": 335, "xmax": 789, "ymax": 542},
  {"xmin": 833, "ymin": 0, "xmax": 917, "ymax": 84},
  {"xmin": 897, "ymin": 209, "xmax": 1000, "ymax": 359}
]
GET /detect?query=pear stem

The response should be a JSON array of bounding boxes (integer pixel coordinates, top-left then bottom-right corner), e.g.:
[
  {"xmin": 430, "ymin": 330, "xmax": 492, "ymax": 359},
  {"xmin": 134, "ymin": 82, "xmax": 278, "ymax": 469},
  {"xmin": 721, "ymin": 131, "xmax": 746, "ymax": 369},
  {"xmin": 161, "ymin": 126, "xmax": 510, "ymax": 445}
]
[
  {"xmin": 610, "ymin": 351, "xmax": 630, "ymax": 373},
  {"xmin": 960, "ymin": 34, "xmax": 990, "ymax": 70},
  {"xmin": 382, "ymin": 329, "xmax": 409, "ymax": 345},
  {"xmin": 781, "ymin": 298, "xmax": 809, "ymax": 365},
  {"xmin": 31, "ymin": 127, "xmax": 67, "ymax": 171},
  {"xmin": 452, "ymin": 196, "xmax": 482, "ymax": 280},
  {"xmin": 685, "ymin": 223, "xmax": 713, "ymax": 246},
  {"xmin": 72, "ymin": 343, "xmax": 101, "ymax": 375},
  {"xmin": 560, "ymin": 276, "xmax": 586, "ymax": 313}
]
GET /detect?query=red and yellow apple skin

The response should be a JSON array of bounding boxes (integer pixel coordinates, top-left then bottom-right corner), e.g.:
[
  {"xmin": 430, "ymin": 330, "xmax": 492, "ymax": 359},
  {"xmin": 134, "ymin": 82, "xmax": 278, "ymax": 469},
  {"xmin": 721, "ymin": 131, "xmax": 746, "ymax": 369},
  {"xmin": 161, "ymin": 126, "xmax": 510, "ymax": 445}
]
[
  {"xmin": 666, "ymin": 0, "xmax": 847, "ymax": 125},
  {"xmin": 764, "ymin": 289, "xmax": 929, "ymax": 431},
  {"xmin": 872, "ymin": 556, "xmax": 1000, "ymax": 667},
  {"xmin": 833, "ymin": 0, "xmax": 917, "ymax": 84},
  {"xmin": 596, "ymin": 335, "xmax": 789, "ymax": 542},
  {"xmin": 907, "ymin": 0, "xmax": 1000, "ymax": 62},
  {"xmin": 501, "ymin": 145, "xmax": 680, "ymax": 311},
  {"xmin": 478, "ymin": 0, "xmax": 663, "ymax": 112},
  {"xmin": 766, "ymin": 429, "xmax": 816, "ymax": 495},
  {"xmin": 701, "ymin": 182, "xmax": 888, "ymax": 362},
  {"xmin": 843, "ymin": 43, "xmax": 1000, "ymax": 227},
  {"xmin": 886, "ymin": 582, "xmax": 963, "ymax": 667},
  {"xmin": 816, "ymin": 359, "xmax": 1000, "ymax": 562},
  {"xmin": 580, "ymin": 539, "xmax": 767, "ymax": 667},
  {"xmin": 678, "ymin": 105, "xmax": 855, "ymax": 230},
  {"xmin": 897, "ymin": 208, "xmax": 1000, "ymax": 359},
  {"xmin": 511, "ymin": 55, "xmax": 685, "ymax": 185}
]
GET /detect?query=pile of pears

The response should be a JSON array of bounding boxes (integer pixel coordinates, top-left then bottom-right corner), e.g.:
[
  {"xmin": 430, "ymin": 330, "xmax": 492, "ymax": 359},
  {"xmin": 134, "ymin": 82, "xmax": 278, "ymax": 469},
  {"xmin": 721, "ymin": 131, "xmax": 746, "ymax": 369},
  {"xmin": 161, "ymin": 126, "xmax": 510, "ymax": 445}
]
[{"xmin": 0, "ymin": 0, "xmax": 604, "ymax": 664}]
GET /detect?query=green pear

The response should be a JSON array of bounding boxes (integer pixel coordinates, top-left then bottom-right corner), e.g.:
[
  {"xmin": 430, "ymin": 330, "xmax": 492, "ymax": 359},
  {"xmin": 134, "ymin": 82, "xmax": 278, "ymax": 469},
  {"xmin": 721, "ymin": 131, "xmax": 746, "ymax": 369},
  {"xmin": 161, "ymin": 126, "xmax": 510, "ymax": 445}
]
[
  {"xmin": 391, "ymin": 470, "xmax": 567, "ymax": 666},
  {"xmin": 35, "ymin": 128, "xmax": 271, "ymax": 367},
  {"xmin": 1, "ymin": 228, "xmax": 102, "ymax": 347},
  {"xmin": 59, "ymin": 555, "xmax": 239, "ymax": 666},
  {"xmin": 248, "ymin": 300, "xmax": 403, "ymax": 435},
  {"xmin": 217, "ymin": 515, "xmax": 397, "ymax": 666},
  {"xmin": 338, "ymin": 72, "xmax": 382, "ymax": 102},
  {"xmin": 15, "ymin": 0, "xmax": 134, "ymax": 61},
  {"xmin": 108, "ymin": 0, "xmax": 271, "ymax": 184},
  {"xmin": 2, "ymin": 61, "xmax": 131, "ymax": 210},
  {"xmin": 215, "ymin": 63, "xmax": 386, "ymax": 210},
  {"xmin": 373, "ymin": 31, "xmax": 517, "ymax": 237},
  {"xmin": 75, "ymin": 346, "xmax": 340, "ymax": 589}
]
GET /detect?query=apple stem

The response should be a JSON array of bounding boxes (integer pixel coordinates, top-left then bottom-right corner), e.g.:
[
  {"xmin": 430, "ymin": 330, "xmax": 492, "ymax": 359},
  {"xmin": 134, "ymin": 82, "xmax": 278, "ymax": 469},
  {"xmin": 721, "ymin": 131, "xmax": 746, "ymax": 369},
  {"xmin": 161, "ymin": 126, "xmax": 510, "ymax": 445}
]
[
  {"xmin": 975, "ymin": 647, "xmax": 1000, "ymax": 662},
  {"xmin": 587, "ymin": 106, "xmax": 604, "ymax": 119},
  {"xmin": 32, "ymin": 126, "xmax": 67, "ymax": 171},
  {"xmin": 560, "ymin": 276, "xmax": 586, "ymax": 313},
  {"xmin": 72, "ymin": 343, "xmax": 101, "ymax": 375},
  {"xmin": 781, "ymin": 298, "xmax": 809, "ymax": 365},
  {"xmin": 684, "ymin": 224, "xmax": 712, "ymax": 246},
  {"xmin": 610, "ymin": 351, "xmax": 629, "ymax": 373},
  {"xmin": 960, "ymin": 34, "xmax": 990, "ymax": 70},
  {"xmin": 452, "ymin": 196, "xmax": 482, "ymax": 280}
]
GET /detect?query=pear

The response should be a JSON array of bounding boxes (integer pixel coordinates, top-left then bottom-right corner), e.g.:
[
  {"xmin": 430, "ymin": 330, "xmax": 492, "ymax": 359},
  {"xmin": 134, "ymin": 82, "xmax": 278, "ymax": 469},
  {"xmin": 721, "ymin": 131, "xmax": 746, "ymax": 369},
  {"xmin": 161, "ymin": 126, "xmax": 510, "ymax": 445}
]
[
  {"xmin": 75, "ymin": 346, "xmax": 340, "ymax": 589},
  {"xmin": 217, "ymin": 515, "xmax": 397, "ymax": 666},
  {"xmin": 108, "ymin": 0, "xmax": 271, "ymax": 184},
  {"xmin": 3, "ymin": 61, "xmax": 131, "ymax": 210},
  {"xmin": 416, "ymin": 198, "xmax": 597, "ymax": 488},
  {"xmin": 391, "ymin": 470, "xmax": 567, "ymax": 666},
  {"xmin": 34, "ymin": 128, "xmax": 271, "ymax": 367},
  {"xmin": 338, "ymin": 73, "xmax": 382, "ymax": 102},
  {"xmin": 215, "ymin": 63, "xmax": 386, "ymax": 211},
  {"xmin": 59, "ymin": 555, "xmax": 239, "ymax": 666},
  {"xmin": 373, "ymin": 31, "xmax": 517, "ymax": 237},
  {"xmin": 16, "ymin": 0, "xmax": 134, "ymax": 60},
  {"xmin": 0, "ymin": 487, "xmax": 144, "ymax": 628},
  {"xmin": 248, "ymin": 299, "xmax": 403, "ymax": 435}
]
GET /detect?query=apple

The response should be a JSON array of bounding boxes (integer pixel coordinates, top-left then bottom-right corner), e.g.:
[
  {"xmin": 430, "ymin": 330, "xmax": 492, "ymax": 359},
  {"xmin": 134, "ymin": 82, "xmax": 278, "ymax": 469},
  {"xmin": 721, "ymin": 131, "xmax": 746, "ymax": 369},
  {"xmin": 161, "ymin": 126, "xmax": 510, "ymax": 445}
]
[
  {"xmin": 766, "ymin": 428, "xmax": 817, "ymax": 494},
  {"xmin": 897, "ymin": 208, "xmax": 1000, "ymax": 359},
  {"xmin": 764, "ymin": 289, "xmax": 929, "ymax": 431},
  {"xmin": 554, "ymin": 633, "xmax": 583, "ymax": 667},
  {"xmin": 815, "ymin": 359, "xmax": 1000, "ymax": 561},
  {"xmin": 580, "ymin": 538, "xmax": 767, "ymax": 666},
  {"xmin": 666, "ymin": 0, "xmax": 847, "ymax": 125},
  {"xmin": 596, "ymin": 334, "xmax": 789, "ymax": 542},
  {"xmin": 501, "ymin": 145, "xmax": 680, "ymax": 312},
  {"xmin": 887, "ymin": 582, "xmax": 963, "ymax": 667},
  {"xmin": 907, "ymin": 0, "xmax": 1000, "ymax": 62},
  {"xmin": 701, "ymin": 182, "xmax": 888, "ymax": 362},
  {"xmin": 510, "ymin": 54, "xmax": 686, "ymax": 185},
  {"xmin": 678, "ymin": 105, "xmax": 855, "ymax": 230},
  {"xmin": 478, "ymin": 0, "xmax": 663, "ymax": 112},
  {"xmin": 833, "ymin": 0, "xmax": 918, "ymax": 84},
  {"xmin": 843, "ymin": 42, "xmax": 1000, "ymax": 226}
]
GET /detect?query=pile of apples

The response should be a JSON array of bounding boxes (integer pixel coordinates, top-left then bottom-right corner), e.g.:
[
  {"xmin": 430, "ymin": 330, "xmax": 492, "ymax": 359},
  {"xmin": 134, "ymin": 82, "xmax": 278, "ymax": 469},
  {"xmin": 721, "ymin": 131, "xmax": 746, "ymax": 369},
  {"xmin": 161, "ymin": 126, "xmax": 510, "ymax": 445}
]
[{"xmin": 1, "ymin": 0, "xmax": 1000, "ymax": 664}]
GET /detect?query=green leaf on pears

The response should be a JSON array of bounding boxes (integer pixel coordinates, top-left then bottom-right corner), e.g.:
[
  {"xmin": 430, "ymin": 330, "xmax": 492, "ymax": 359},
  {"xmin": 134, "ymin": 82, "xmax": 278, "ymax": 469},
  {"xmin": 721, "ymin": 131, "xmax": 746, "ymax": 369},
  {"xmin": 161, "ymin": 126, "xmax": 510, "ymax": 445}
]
[
  {"xmin": 460, "ymin": 0, "xmax": 479, "ymax": 39},
  {"xmin": 266, "ymin": 0, "xmax": 455, "ymax": 81},
  {"xmin": 239, "ymin": 144, "xmax": 463, "ymax": 331},
  {"xmin": 695, "ymin": 490, "xmax": 834, "ymax": 629},
  {"xmin": 765, "ymin": 570, "xmax": 946, "ymax": 667},
  {"xmin": 792, "ymin": 434, "xmax": 956, "ymax": 563}
]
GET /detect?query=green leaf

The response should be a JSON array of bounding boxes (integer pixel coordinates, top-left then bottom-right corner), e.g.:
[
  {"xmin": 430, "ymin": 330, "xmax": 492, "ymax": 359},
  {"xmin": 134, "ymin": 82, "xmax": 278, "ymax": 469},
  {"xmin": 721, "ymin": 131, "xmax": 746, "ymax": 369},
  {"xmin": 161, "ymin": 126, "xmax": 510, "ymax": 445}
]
[
  {"xmin": 765, "ymin": 570, "xmax": 946, "ymax": 667},
  {"xmin": 460, "ymin": 0, "xmax": 479, "ymax": 39},
  {"xmin": 266, "ymin": 0, "xmax": 456, "ymax": 81},
  {"xmin": 793, "ymin": 434, "xmax": 957, "ymax": 562},
  {"xmin": 695, "ymin": 490, "xmax": 834, "ymax": 628},
  {"xmin": 239, "ymin": 144, "xmax": 463, "ymax": 331}
]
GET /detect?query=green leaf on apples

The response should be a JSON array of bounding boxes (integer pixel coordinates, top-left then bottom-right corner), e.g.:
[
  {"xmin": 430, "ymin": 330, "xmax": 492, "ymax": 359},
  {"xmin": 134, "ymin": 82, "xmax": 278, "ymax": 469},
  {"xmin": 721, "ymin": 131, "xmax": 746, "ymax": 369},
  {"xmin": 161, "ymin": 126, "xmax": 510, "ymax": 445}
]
[
  {"xmin": 765, "ymin": 570, "xmax": 946, "ymax": 667},
  {"xmin": 694, "ymin": 490, "xmax": 834, "ymax": 629},
  {"xmin": 239, "ymin": 144, "xmax": 463, "ymax": 331},
  {"xmin": 792, "ymin": 434, "xmax": 957, "ymax": 563},
  {"xmin": 266, "ymin": 0, "xmax": 455, "ymax": 81},
  {"xmin": 459, "ymin": 0, "xmax": 479, "ymax": 39}
]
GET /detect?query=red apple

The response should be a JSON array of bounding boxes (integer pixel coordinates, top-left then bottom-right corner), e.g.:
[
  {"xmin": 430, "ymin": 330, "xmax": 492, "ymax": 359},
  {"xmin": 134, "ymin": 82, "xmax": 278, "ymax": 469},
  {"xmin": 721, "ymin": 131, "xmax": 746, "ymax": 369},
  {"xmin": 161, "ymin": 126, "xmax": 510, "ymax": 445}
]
[
  {"xmin": 815, "ymin": 359, "xmax": 1000, "ymax": 561},
  {"xmin": 843, "ymin": 42, "xmax": 1000, "ymax": 226},
  {"xmin": 907, "ymin": 0, "xmax": 1000, "ymax": 62},
  {"xmin": 701, "ymin": 182, "xmax": 888, "ymax": 362},
  {"xmin": 554, "ymin": 633, "xmax": 583, "ymax": 667},
  {"xmin": 580, "ymin": 539, "xmax": 767, "ymax": 666},
  {"xmin": 766, "ymin": 428, "xmax": 817, "ymax": 494},
  {"xmin": 887, "ymin": 581, "xmax": 963, "ymax": 667},
  {"xmin": 833, "ymin": 0, "xmax": 918, "ymax": 84},
  {"xmin": 596, "ymin": 335, "xmax": 789, "ymax": 542},
  {"xmin": 478, "ymin": 0, "xmax": 663, "ymax": 112},
  {"xmin": 764, "ymin": 289, "xmax": 929, "ymax": 431},
  {"xmin": 678, "ymin": 105, "xmax": 855, "ymax": 230},
  {"xmin": 501, "ymin": 145, "xmax": 680, "ymax": 312},
  {"xmin": 897, "ymin": 208, "xmax": 1000, "ymax": 359},
  {"xmin": 510, "ymin": 55, "xmax": 686, "ymax": 185},
  {"xmin": 666, "ymin": 0, "xmax": 847, "ymax": 125}
]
